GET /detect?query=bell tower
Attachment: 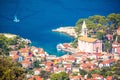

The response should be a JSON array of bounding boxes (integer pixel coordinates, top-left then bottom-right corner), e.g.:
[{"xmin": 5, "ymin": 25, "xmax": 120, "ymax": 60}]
[{"xmin": 81, "ymin": 20, "xmax": 87, "ymax": 37}]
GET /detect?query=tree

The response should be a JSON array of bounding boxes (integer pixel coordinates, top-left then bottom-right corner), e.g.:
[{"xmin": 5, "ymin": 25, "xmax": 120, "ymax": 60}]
[
  {"xmin": 107, "ymin": 13, "xmax": 117, "ymax": 24},
  {"xmin": 50, "ymin": 72, "xmax": 69, "ymax": 80},
  {"xmin": 79, "ymin": 69, "xmax": 87, "ymax": 76},
  {"xmin": 59, "ymin": 72, "xmax": 69, "ymax": 80},
  {"xmin": 50, "ymin": 73, "xmax": 60, "ymax": 80},
  {"xmin": 87, "ymin": 72, "xmax": 92, "ymax": 78},
  {"xmin": 117, "ymin": 35, "xmax": 120, "ymax": 43},
  {"xmin": 71, "ymin": 38, "xmax": 78, "ymax": 48},
  {"xmin": 96, "ymin": 31, "xmax": 105, "ymax": 40},
  {"xmin": 39, "ymin": 70, "xmax": 51, "ymax": 80},
  {"xmin": 0, "ymin": 35, "xmax": 10, "ymax": 55},
  {"xmin": 33, "ymin": 60, "xmax": 41, "ymax": 68},
  {"xmin": 103, "ymin": 41, "xmax": 112, "ymax": 52},
  {"xmin": 75, "ymin": 19, "xmax": 96, "ymax": 34},
  {"xmin": 88, "ymin": 15, "xmax": 106, "ymax": 24},
  {"xmin": 0, "ymin": 57, "xmax": 26, "ymax": 80}
]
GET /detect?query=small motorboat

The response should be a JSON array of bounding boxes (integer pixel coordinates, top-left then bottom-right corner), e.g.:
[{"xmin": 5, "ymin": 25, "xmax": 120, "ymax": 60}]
[{"xmin": 13, "ymin": 15, "xmax": 20, "ymax": 22}]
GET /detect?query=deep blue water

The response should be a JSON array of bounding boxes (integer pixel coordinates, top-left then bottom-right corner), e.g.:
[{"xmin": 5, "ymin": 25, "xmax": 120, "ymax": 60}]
[{"xmin": 0, "ymin": 0, "xmax": 120, "ymax": 56}]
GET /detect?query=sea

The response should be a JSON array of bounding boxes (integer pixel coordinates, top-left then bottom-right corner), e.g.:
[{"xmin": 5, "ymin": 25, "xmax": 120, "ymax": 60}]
[{"xmin": 0, "ymin": 0, "xmax": 120, "ymax": 56}]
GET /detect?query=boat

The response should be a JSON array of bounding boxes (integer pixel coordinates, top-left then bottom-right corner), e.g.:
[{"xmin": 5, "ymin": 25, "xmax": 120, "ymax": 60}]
[
  {"xmin": 13, "ymin": 15, "xmax": 20, "ymax": 22},
  {"xmin": 56, "ymin": 43, "xmax": 65, "ymax": 51}
]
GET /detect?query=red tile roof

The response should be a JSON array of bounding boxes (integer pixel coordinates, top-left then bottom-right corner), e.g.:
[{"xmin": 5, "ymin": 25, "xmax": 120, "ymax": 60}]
[
  {"xmin": 67, "ymin": 57, "xmax": 75, "ymax": 61},
  {"xmin": 46, "ymin": 61, "xmax": 53, "ymax": 67},
  {"xmin": 38, "ymin": 48, "xmax": 45, "ymax": 54},
  {"xmin": 63, "ymin": 43, "xmax": 70, "ymax": 48},
  {"xmin": 101, "ymin": 59, "xmax": 115, "ymax": 64},
  {"xmin": 117, "ymin": 26, "xmax": 120, "ymax": 30},
  {"xmin": 20, "ymin": 48, "xmax": 29, "ymax": 53},
  {"xmin": 94, "ymin": 53, "xmax": 103, "ymax": 56},
  {"xmin": 12, "ymin": 54, "xmax": 19, "ymax": 60},
  {"xmin": 22, "ymin": 60, "xmax": 31, "ymax": 64},
  {"xmin": 106, "ymin": 76, "xmax": 113, "ymax": 80},
  {"xmin": 29, "ymin": 76, "xmax": 43, "ymax": 80}
]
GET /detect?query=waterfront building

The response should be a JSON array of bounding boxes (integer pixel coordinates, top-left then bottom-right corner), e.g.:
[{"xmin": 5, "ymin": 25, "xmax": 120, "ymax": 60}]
[{"xmin": 78, "ymin": 21, "xmax": 102, "ymax": 53}]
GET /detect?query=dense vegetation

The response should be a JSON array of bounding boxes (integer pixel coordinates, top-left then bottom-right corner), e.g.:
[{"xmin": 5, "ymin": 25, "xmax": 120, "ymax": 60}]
[
  {"xmin": 0, "ymin": 57, "xmax": 26, "ymax": 80},
  {"xmin": 72, "ymin": 13, "xmax": 120, "ymax": 52},
  {"xmin": 0, "ymin": 34, "xmax": 28, "ymax": 80},
  {"xmin": 50, "ymin": 72, "xmax": 69, "ymax": 80},
  {"xmin": 0, "ymin": 34, "xmax": 27, "ymax": 56},
  {"xmin": 75, "ymin": 13, "xmax": 120, "ymax": 35},
  {"xmin": 78, "ymin": 60, "xmax": 120, "ymax": 79}
]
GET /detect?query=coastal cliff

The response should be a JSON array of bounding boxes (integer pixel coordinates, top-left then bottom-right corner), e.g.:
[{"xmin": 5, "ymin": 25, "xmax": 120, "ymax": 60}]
[{"xmin": 52, "ymin": 26, "xmax": 77, "ymax": 38}]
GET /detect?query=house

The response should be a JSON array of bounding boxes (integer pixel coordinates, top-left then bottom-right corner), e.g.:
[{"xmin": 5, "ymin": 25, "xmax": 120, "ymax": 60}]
[
  {"xmin": 46, "ymin": 55, "xmax": 56, "ymax": 60},
  {"xmin": 18, "ymin": 56, "xmax": 23, "ymax": 62},
  {"xmin": 80, "ymin": 63, "xmax": 97, "ymax": 71},
  {"xmin": 29, "ymin": 76, "xmax": 43, "ymax": 80},
  {"xmin": 112, "ymin": 41, "xmax": 120, "ymax": 53},
  {"xmin": 21, "ymin": 59, "xmax": 31, "ymax": 68},
  {"xmin": 12, "ymin": 54, "xmax": 19, "ymax": 61},
  {"xmin": 34, "ymin": 68, "xmax": 41, "ymax": 75},
  {"xmin": 106, "ymin": 76, "xmax": 113, "ymax": 80},
  {"xmin": 9, "ymin": 51, "xmax": 18, "ymax": 57},
  {"xmin": 72, "ymin": 67, "xmax": 80, "ymax": 72},
  {"xmin": 30, "ymin": 46, "xmax": 38, "ymax": 54},
  {"xmin": 93, "ymin": 53, "xmax": 103, "ymax": 59},
  {"xmin": 78, "ymin": 21, "xmax": 102, "ymax": 53},
  {"xmin": 19, "ymin": 48, "xmax": 29, "ymax": 57},
  {"xmin": 92, "ymin": 74, "xmax": 104, "ymax": 80},
  {"xmin": 66, "ymin": 57, "xmax": 76, "ymax": 63},
  {"xmin": 53, "ymin": 67, "xmax": 65, "ymax": 73},
  {"xmin": 9, "ymin": 45, "xmax": 16, "ymax": 50},
  {"xmin": 114, "ymin": 53, "xmax": 120, "ymax": 60},
  {"xmin": 69, "ymin": 75, "xmax": 82, "ymax": 80},
  {"xmin": 106, "ymin": 34, "xmax": 113, "ymax": 41},
  {"xmin": 63, "ymin": 43, "xmax": 70, "ymax": 49},
  {"xmin": 64, "ymin": 64, "xmax": 72, "ymax": 72},
  {"xmin": 99, "ymin": 59, "xmax": 115, "ymax": 68},
  {"xmin": 117, "ymin": 26, "xmax": 120, "ymax": 35},
  {"xmin": 45, "ymin": 61, "xmax": 54, "ymax": 68},
  {"xmin": 38, "ymin": 48, "xmax": 46, "ymax": 57}
]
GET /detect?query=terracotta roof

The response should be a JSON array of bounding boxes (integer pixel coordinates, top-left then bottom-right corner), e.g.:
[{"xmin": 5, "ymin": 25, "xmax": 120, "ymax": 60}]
[
  {"xmin": 69, "ymin": 75, "xmax": 82, "ymax": 79},
  {"xmin": 79, "ymin": 37, "xmax": 97, "ymax": 43},
  {"xmin": 22, "ymin": 60, "xmax": 31, "ymax": 64},
  {"xmin": 63, "ymin": 43, "xmax": 70, "ymax": 48},
  {"xmin": 113, "ymin": 41, "xmax": 120, "ymax": 44},
  {"xmin": 34, "ymin": 68, "xmax": 41, "ymax": 71},
  {"xmin": 67, "ymin": 57, "xmax": 75, "ymax": 61},
  {"xmin": 46, "ymin": 61, "xmax": 53, "ymax": 67},
  {"xmin": 38, "ymin": 48, "xmax": 45, "ymax": 54},
  {"xmin": 117, "ymin": 26, "xmax": 120, "ymax": 30},
  {"xmin": 106, "ymin": 76, "xmax": 113, "ymax": 80},
  {"xmin": 94, "ymin": 53, "xmax": 103, "ymax": 56},
  {"xmin": 29, "ymin": 76, "xmax": 43, "ymax": 80},
  {"xmin": 12, "ymin": 54, "xmax": 19, "ymax": 60},
  {"xmin": 92, "ymin": 74, "xmax": 103, "ymax": 79},
  {"xmin": 101, "ymin": 59, "xmax": 115, "ymax": 64},
  {"xmin": 20, "ymin": 48, "xmax": 29, "ymax": 53}
]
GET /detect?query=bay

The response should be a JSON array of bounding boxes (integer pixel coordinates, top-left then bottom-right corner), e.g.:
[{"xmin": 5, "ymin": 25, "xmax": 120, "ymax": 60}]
[{"xmin": 0, "ymin": 0, "xmax": 120, "ymax": 56}]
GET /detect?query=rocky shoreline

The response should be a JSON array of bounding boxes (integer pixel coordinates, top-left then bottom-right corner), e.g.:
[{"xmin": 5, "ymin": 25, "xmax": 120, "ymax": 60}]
[{"xmin": 52, "ymin": 26, "xmax": 77, "ymax": 38}]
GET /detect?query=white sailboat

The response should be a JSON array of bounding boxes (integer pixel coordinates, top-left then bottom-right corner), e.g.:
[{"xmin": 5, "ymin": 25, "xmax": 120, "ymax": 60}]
[{"xmin": 13, "ymin": 15, "xmax": 20, "ymax": 22}]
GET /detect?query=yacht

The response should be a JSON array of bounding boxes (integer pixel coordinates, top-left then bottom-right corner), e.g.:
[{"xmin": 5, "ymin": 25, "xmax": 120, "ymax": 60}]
[
  {"xmin": 56, "ymin": 43, "xmax": 65, "ymax": 51},
  {"xmin": 13, "ymin": 15, "xmax": 20, "ymax": 22}
]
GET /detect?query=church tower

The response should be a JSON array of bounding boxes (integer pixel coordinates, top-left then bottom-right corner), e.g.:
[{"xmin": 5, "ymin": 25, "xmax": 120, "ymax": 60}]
[{"xmin": 81, "ymin": 20, "xmax": 87, "ymax": 37}]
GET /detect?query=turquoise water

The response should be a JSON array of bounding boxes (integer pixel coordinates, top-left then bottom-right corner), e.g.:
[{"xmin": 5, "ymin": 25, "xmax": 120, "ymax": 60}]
[{"xmin": 0, "ymin": 0, "xmax": 120, "ymax": 56}]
